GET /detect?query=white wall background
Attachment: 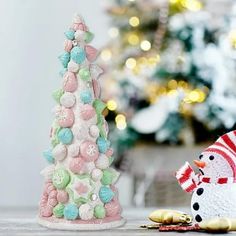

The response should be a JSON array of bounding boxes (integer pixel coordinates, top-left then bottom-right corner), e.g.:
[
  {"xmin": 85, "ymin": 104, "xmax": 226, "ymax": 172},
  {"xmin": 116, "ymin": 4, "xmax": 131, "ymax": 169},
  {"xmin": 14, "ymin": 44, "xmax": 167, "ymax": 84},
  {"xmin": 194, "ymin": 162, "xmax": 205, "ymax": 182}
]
[{"xmin": 0, "ymin": 0, "xmax": 110, "ymax": 207}]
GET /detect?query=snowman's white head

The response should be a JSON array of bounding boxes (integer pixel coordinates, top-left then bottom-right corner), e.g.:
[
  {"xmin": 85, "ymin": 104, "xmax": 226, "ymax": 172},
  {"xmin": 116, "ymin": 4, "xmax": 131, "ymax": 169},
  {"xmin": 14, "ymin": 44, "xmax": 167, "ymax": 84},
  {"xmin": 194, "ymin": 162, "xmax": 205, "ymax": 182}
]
[
  {"xmin": 194, "ymin": 130, "xmax": 236, "ymax": 181},
  {"xmin": 194, "ymin": 152, "xmax": 233, "ymax": 180}
]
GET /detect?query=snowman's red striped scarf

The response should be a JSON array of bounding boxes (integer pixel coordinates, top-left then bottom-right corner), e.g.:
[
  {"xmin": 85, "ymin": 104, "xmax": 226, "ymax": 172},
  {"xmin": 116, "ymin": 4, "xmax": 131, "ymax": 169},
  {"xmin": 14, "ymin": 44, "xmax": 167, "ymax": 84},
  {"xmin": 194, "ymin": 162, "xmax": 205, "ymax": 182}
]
[
  {"xmin": 175, "ymin": 162, "xmax": 236, "ymax": 193},
  {"xmin": 199, "ymin": 176, "xmax": 236, "ymax": 184},
  {"xmin": 175, "ymin": 162, "xmax": 198, "ymax": 193}
]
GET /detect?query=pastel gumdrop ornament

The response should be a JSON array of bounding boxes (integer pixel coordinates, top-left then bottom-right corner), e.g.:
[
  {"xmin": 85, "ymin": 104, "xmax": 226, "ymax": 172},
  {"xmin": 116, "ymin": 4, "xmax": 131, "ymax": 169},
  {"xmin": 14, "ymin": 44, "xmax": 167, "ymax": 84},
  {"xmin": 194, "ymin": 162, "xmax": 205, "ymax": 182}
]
[
  {"xmin": 85, "ymin": 45, "xmax": 98, "ymax": 62},
  {"xmin": 63, "ymin": 204, "xmax": 79, "ymax": 220},
  {"xmin": 73, "ymin": 124, "xmax": 89, "ymax": 140},
  {"xmin": 99, "ymin": 186, "xmax": 114, "ymax": 204},
  {"xmin": 67, "ymin": 60, "xmax": 79, "ymax": 73},
  {"xmin": 79, "ymin": 68, "xmax": 91, "ymax": 81},
  {"xmin": 106, "ymin": 148, "xmax": 114, "ymax": 157},
  {"xmin": 91, "ymin": 168, "xmax": 103, "ymax": 181},
  {"xmin": 69, "ymin": 157, "xmax": 87, "ymax": 174},
  {"xmin": 57, "ymin": 107, "xmax": 74, "ymax": 128},
  {"xmin": 94, "ymin": 205, "xmax": 106, "ymax": 219},
  {"xmin": 57, "ymin": 128, "xmax": 73, "ymax": 145},
  {"xmin": 52, "ymin": 89, "xmax": 64, "ymax": 104},
  {"xmin": 101, "ymin": 168, "xmax": 120, "ymax": 185},
  {"xmin": 52, "ymin": 168, "xmax": 70, "ymax": 190},
  {"xmin": 75, "ymin": 30, "xmax": 85, "ymax": 41},
  {"xmin": 64, "ymin": 30, "xmax": 75, "ymax": 40},
  {"xmin": 80, "ymin": 90, "xmax": 92, "ymax": 104},
  {"xmin": 72, "ymin": 23, "xmax": 80, "ymax": 31},
  {"xmin": 105, "ymin": 200, "xmax": 121, "ymax": 217},
  {"xmin": 57, "ymin": 190, "xmax": 69, "ymax": 203},
  {"xmin": 97, "ymin": 137, "xmax": 110, "ymax": 154},
  {"xmin": 95, "ymin": 154, "xmax": 109, "ymax": 170},
  {"xmin": 68, "ymin": 143, "xmax": 80, "ymax": 157},
  {"xmin": 71, "ymin": 46, "xmax": 86, "ymax": 64},
  {"xmin": 58, "ymin": 52, "xmax": 70, "ymax": 68},
  {"xmin": 63, "ymin": 72, "xmax": 78, "ymax": 92},
  {"xmin": 64, "ymin": 40, "xmax": 73, "ymax": 52},
  {"xmin": 72, "ymin": 22, "xmax": 87, "ymax": 31},
  {"xmin": 53, "ymin": 203, "xmax": 65, "ymax": 218},
  {"xmin": 40, "ymin": 165, "xmax": 55, "ymax": 181},
  {"xmin": 80, "ymin": 104, "xmax": 96, "ymax": 120},
  {"xmin": 43, "ymin": 149, "xmax": 54, "ymax": 164},
  {"xmin": 73, "ymin": 14, "xmax": 84, "ymax": 24},
  {"xmin": 80, "ymin": 140, "xmax": 99, "ymax": 162},
  {"xmin": 60, "ymin": 92, "xmax": 75, "ymax": 108},
  {"xmin": 79, "ymin": 204, "xmax": 94, "ymax": 220},
  {"xmin": 89, "ymin": 125, "xmax": 100, "ymax": 138},
  {"xmin": 52, "ymin": 144, "xmax": 67, "ymax": 161},
  {"xmin": 84, "ymin": 31, "xmax": 94, "ymax": 43}
]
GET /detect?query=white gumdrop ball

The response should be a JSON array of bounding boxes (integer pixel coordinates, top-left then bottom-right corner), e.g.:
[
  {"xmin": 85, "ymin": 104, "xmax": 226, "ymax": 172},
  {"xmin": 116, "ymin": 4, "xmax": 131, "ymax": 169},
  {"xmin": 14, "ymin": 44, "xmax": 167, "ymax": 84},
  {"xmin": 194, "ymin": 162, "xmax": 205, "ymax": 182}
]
[
  {"xmin": 95, "ymin": 154, "xmax": 110, "ymax": 170},
  {"xmin": 73, "ymin": 14, "xmax": 84, "ymax": 24},
  {"xmin": 40, "ymin": 165, "xmax": 55, "ymax": 181},
  {"xmin": 68, "ymin": 60, "xmax": 79, "ymax": 73},
  {"xmin": 79, "ymin": 204, "xmax": 94, "ymax": 220},
  {"xmin": 68, "ymin": 143, "xmax": 80, "ymax": 157},
  {"xmin": 52, "ymin": 105, "xmax": 61, "ymax": 116},
  {"xmin": 91, "ymin": 168, "xmax": 103, "ymax": 181},
  {"xmin": 86, "ymin": 162, "xmax": 95, "ymax": 174},
  {"xmin": 52, "ymin": 144, "xmax": 67, "ymax": 161},
  {"xmin": 60, "ymin": 92, "xmax": 75, "ymax": 108},
  {"xmin": 75, "ymin": 30, "xmax": 85, "ymax": 41},
  {"xmin": 73, "ymin": 124, "xmax": 89, "ymax": 140},
  {"xmin": 89, "ymin": 125, "xmax": 99, "ymax": 138}
]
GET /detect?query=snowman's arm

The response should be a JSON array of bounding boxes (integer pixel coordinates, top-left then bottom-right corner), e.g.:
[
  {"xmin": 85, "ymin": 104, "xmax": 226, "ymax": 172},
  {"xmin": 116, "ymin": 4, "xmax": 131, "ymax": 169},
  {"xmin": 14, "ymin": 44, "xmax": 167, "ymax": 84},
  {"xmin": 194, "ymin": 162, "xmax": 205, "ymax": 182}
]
[{"xmin": 175, "ymin": 162, "xmax": 198, "ymax": 193}]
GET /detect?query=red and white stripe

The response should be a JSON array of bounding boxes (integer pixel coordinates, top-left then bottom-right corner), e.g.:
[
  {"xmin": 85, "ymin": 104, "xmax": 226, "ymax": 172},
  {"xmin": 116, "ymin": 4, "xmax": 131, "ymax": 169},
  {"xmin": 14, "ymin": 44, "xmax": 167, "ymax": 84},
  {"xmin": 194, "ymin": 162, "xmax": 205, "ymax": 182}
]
[
  {"xmin": 203, "ymin": 130, "xmax": 236, "ymax": 178},
  {"xmin": 175, "ymin": 162, "xmax": 198, "ymax": 193},
  {"xmin": 219, "ymin": 130, "xmax": 236, "ymax": 153},
  {"xmin": 199, "ymin": 176, "xmax": 236, "ymax": 184}
]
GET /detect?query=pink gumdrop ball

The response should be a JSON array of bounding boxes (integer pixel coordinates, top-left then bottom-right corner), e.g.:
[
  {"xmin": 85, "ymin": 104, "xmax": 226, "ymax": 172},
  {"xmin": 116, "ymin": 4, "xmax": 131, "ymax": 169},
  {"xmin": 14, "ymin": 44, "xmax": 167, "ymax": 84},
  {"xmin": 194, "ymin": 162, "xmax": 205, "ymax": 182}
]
[
  {"xmin": 85, "ymin": 45, "xmax": 98, "ymax": 62},
  {"xmin": 64, "ymin": 40, "xmax": 73, "ymax": 52},
  {"xmin": 48, "ymin": 198, "xmax": 58, "ymax": 207},
  {"xmin": 80, "ymin": 140, "xmax": 99, "ymax": 162},
  {"xmin": 69, "ymin": 156, "xmax": 87, "ymax": 174},
  {"xmin": 57, "ymin": 190, "xmax": 69, "ymax": 203},
  {"xmin": 63, "ymin": 72, "xmax": 78, "ymax": 92},
  {"xmin": 105, "ymin": 200, "xmax": 121, "ymax": 217},
  {"xmin": 40, "ymin": 207, "xmax": 53, "ymax": 217},
  {"xmin": 57, "ymin": 107, "xmax": 75, "ymax": 128},
  {"xmin": 72, "ymin": 23, "xmax": 87, "ymax": 31},
  {"xmin": 106, "ymin": 148, "xmax": 114, "ymax": 157},
  {"xmin": 80, "ymin": 104, "xmax": 96, "ymax": 120}
]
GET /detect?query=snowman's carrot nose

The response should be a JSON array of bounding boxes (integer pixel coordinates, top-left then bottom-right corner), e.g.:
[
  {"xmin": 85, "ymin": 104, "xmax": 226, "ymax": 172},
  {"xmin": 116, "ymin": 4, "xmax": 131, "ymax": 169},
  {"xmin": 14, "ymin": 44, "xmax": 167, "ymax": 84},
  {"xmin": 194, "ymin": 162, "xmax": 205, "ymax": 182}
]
[{"xmin": 194, "ymin": 160, "xmax": 206, "ymax": 168}]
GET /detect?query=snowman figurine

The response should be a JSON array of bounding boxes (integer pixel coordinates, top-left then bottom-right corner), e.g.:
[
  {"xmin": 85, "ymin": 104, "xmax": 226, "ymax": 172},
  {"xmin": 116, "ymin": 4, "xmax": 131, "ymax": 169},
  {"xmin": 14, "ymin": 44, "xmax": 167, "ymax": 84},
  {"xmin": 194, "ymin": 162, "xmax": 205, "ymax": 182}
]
[{"xmin": 176, "ymin": 130, "xmax": 236, "ymax": 223}]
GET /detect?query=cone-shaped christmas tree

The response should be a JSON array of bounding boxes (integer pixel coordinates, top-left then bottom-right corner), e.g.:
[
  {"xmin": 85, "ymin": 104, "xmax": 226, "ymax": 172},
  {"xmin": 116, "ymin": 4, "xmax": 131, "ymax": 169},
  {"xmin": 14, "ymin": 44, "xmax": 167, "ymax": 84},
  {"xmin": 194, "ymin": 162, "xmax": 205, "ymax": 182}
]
[{"xmin": 38, "ymin": 14, "xmax": 125, "ymax": 230}]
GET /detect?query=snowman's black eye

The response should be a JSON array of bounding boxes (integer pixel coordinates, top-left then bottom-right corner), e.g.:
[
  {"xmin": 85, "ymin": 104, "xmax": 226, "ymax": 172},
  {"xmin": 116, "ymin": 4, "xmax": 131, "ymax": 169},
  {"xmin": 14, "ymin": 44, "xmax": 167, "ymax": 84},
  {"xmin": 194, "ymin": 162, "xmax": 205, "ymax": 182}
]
[
  {"xmin": 209, "ymin": 155, "xmax": 214, "ymax": 160},
  {"xmin": 199, "ymin": 154, "xmax": 203, "ymax": 159}
]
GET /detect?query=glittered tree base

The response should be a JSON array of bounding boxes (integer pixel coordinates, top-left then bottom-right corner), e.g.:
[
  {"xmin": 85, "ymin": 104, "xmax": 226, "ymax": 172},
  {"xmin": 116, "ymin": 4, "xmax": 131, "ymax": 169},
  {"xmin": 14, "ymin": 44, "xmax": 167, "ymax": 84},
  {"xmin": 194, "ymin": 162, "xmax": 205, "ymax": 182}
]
[{"xmin": 38, "ymin": 215, "xmax": 125, "ymax": 230}]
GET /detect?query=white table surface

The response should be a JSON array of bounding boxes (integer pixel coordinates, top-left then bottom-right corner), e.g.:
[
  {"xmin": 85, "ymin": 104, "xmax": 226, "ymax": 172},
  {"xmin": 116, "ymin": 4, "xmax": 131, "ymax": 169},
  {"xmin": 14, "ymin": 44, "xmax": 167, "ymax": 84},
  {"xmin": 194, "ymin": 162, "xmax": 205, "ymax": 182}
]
[{"xmin": 0, "ymin": 207, "xmax": 234, "ymax": 236}]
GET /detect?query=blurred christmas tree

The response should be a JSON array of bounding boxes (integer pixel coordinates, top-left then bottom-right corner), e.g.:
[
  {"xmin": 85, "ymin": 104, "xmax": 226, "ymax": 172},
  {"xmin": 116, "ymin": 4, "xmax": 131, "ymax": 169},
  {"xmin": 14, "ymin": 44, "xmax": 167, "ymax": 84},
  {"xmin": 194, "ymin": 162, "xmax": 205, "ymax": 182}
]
[{"xmin": 99, "ymin": 0, "xmax": 236, "ymax": 161}]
